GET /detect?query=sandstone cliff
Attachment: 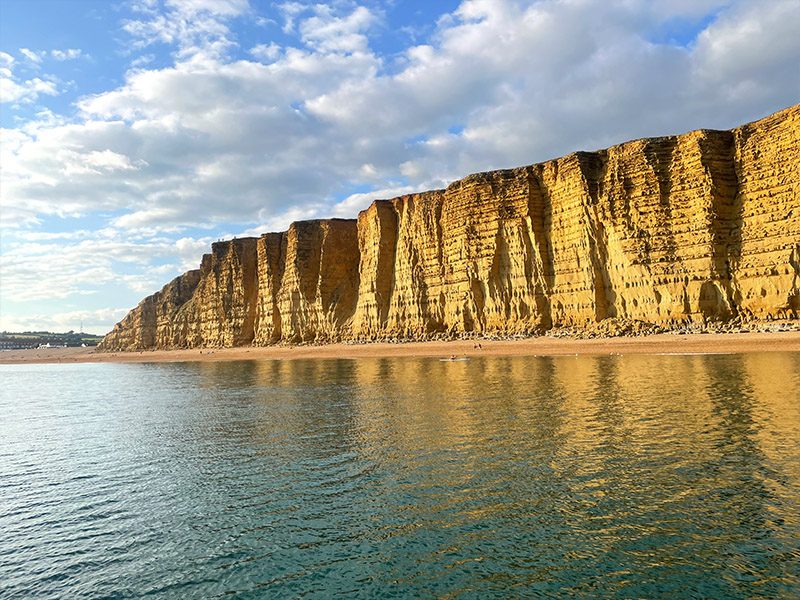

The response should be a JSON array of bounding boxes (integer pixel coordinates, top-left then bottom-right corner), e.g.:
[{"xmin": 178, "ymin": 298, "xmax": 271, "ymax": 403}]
[{"xmin": 100, "ymin": 104, "xmax": 800, "ymax": 350}]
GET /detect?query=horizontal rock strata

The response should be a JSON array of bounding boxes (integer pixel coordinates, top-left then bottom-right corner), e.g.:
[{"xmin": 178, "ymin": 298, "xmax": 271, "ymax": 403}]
[{"xmin": 100, "ymin": 104, "xmax": 800, "ymax": 350}]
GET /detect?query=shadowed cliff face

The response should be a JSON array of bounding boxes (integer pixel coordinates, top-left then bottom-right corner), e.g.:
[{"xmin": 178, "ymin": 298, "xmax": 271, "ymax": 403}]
[{"xmin": 99, "ymin": 105, "xmax": 800, "ymax": 350}]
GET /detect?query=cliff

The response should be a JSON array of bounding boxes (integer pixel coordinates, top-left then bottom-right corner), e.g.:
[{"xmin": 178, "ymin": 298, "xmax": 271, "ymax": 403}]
[{"xmin": 100, "ymin": 104, "xmax": 800, "ymax": 350}]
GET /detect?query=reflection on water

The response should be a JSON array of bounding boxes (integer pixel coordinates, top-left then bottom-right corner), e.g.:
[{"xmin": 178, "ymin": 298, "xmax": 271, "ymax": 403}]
[{"xmin": 1, "ymin": 353, "xmax": 799, "ymax": 598}]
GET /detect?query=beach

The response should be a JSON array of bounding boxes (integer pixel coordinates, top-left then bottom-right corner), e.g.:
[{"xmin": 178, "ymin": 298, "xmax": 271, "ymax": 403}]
[{"xmin": 2, "ymin": 331, "xmax": 798, "ymax": 365}]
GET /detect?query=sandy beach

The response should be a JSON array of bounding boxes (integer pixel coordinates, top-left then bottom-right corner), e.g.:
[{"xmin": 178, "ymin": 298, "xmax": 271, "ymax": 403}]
[{"xmin": 1, "ymin": 331, "xmax": 798, "ymax": 365}]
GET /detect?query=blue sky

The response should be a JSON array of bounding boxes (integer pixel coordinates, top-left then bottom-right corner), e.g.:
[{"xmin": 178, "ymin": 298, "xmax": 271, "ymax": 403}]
[{"xmin": 1, "ymin": 0, "xmax": 799, "ymax": 334}]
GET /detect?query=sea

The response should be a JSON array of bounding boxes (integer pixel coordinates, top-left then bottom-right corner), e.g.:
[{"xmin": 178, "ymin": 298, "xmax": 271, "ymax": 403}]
[{"xmin": 1, "ymin": 353, "xmax": 799, "ymax": 598}]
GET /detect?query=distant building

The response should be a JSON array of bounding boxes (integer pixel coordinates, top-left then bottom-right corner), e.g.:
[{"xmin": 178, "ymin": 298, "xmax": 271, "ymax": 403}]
[{"xmin": 0, "ymin": 340, "xmax": 36, "ymax": 350}]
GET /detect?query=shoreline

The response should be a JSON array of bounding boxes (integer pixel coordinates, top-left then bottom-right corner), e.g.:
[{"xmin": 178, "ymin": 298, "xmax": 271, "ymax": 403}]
[{"xmin": 1, "ymin": 331, "xmax": 799, "ymax": 365}]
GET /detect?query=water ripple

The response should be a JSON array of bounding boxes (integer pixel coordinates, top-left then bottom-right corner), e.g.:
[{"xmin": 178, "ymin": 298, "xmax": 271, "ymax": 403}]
[{"xmin": 1, "ymin": 354, "xmax": 799, "ymax": 598}]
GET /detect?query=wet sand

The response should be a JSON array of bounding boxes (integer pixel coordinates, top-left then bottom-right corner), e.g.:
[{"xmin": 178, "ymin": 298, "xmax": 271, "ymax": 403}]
[{"xmin": 1, "ymin": 332, "xmax": 798, "ymax": 365}]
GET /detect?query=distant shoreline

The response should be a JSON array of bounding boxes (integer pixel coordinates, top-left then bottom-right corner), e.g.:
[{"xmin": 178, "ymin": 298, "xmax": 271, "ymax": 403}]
[{"xmin": 1, "ymin": 331, "xmax": 798, "ymax": 365}]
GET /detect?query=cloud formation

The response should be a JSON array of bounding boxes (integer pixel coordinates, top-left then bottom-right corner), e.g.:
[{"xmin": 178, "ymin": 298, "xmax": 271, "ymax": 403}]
[
  {"xmin": 0, "ymin": 51, "xmax": 59, "ymax": 104},
  {"xmin": 51, "ymin": 48, "xmax": 84, "ymax": 61}
]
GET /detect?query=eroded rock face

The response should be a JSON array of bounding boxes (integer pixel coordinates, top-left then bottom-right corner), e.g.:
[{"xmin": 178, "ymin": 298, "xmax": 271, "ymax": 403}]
[
  {"xmin": 102, "ymin": 269, "xmax": 202, "ymax": 351},
  {"xmin": 99, "ymin": 104, "xmax": 800, "ymax": 350},
  {"xmin": 254, "ymin": 219, "xmax": 360, "ymax": 344},
  {"xmin": 731, "ymin": 107, "xmax": 800, "ymax": 318},
  {"xmin": 174, "ymin": 237, "xmax": 260, "ymax": 348}
]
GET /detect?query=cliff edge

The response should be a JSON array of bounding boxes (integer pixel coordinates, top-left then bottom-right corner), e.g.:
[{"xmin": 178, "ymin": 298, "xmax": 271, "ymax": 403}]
[{"xmin": 100, "ymin": 104, "xmax": 800, "ymax": 350}]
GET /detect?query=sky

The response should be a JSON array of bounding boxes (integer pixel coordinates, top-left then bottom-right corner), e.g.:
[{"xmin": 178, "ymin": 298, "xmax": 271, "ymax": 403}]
[{"xmin": 1, "ymin": 0, "xmax": 798, "ymax": 334}]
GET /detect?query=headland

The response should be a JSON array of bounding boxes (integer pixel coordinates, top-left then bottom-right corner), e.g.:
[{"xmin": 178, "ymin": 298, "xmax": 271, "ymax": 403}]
[{"xmin": 99, "ymin": 104, "xmax": 800, "ymax": 352}]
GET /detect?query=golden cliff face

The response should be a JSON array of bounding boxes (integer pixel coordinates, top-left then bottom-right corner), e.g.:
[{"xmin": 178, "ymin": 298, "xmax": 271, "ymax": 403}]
[
  {"xmin": 174, "ymin": 238, "xmax": 261, "ymax": 348},
  {"xmin": 102, "ymin": 269, "xmax": 202, "ymax": 351},
  {"xmin": 99, "ymin": 105, "xmax": 800, "ymax": 351},
  {"xmin": 253, "ymin": 219, "xmax": 360, "ymax": 344},
  {"xmin": 732, "ymin": 108, "xmax": 799, "ymax": 318}
]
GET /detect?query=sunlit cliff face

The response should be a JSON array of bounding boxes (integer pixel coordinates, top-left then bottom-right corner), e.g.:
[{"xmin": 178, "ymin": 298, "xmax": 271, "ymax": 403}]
[{"xmin": 99, "ymin": 105, "xmax": 800, "ymax": 351}]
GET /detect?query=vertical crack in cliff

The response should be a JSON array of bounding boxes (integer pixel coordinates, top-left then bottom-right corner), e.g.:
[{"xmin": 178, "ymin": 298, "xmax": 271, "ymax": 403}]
[
  {"xmin": 238, "ymin": 239, "xmax": 260, "ymax": 345},
  {"xmin": 522, "ymin": 167, "xmax": 552, "ymax": 329},
  {"xmin": 377, "ymin": 202, "xmax": 399, "ymax": 330},
  {"xmin": 255, "ymin": 232, "xmax": 286, "ymax": 344},
  {"xmin": 577, "ymin": 151, "xmax": 613, "ymax": 322},
  {"xmin": 642, "ymin": 136, "xmax": 679, "ymax": 264},
  {"xmin": 699, "ymin": 129, "xmax": 739, "ymax": 320}
]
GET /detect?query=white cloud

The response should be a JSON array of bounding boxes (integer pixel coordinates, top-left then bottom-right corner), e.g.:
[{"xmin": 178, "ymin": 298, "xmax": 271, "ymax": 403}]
[
  {"xmin": 0, "ymin": 231, "xmax": 216, "ymax": 306},
  {"xmin": 331, "ymin": 184, "xmax": 422, "ymax": 218},
  {"xmin": 5, "ymin": 0, "xmax": 799, "ymax": 234},
  {"xmin": 84, "ymin": 149, "xmax": 143, "ymax": 171},
  {"xmin": 0, "ymin": 51, "xmax": 61, "ymax": 104},
  {"xmin": 278, "ymin": 2, "xmax": 306, "ymax": 34},
  {"xmin": 19, "ymin": 48, "xmax": 45, "ymax": 64},
  {"xmin": 250, "ymin": 42, "xmax": 281, "ymax": 62},
  {"xmin": 175, "ymin": 236, "xmax": 213, "ymax": 267},
  {"xmin": 693, "ymin": 1, "xmax": 800, "ymax": 92},
  {"xmin": 0, "ymin": 72, "xmax": 58, "ymax": 103},
  {"xmin": 111, "ymin": 208, "xmax": 189, "ymax": 229},
  {"xmin": 122, "ymin": 0, "xmax": 249, "ymax": 61},
  {"xmin": 167, "ymin": 0, "xmax": 249, "ymax": 17},
  {"xmin": 121, "ymin": 263, "xmax": 182, "ymax": 292},
  {"xmin": 130, "ymin": 53, "xmax": 156, "ymax": 68},
  {"xmin": 51, "ymin": 48, "xmax": 84, "ymax": 61},
  {"xmin": 298, "ymin": 5, "xmax": 377, "ymax": 53}
]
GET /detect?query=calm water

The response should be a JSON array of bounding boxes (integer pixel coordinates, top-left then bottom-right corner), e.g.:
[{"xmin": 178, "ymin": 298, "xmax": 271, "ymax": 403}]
[{"xmin": 1, "ymin": 353, "xmax": 799, "ymax": 599}]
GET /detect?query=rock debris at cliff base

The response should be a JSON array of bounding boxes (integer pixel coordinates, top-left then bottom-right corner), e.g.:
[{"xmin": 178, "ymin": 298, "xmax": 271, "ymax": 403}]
[{"xmin": 99, "ymin": 104, "xmax": 800, "ymax": 351}]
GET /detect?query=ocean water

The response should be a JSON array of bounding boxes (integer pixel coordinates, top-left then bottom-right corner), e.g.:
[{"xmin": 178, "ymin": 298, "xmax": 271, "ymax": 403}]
[{"xmin": 1, "ymin": 353, "xmax": 799, "ymax": 599}]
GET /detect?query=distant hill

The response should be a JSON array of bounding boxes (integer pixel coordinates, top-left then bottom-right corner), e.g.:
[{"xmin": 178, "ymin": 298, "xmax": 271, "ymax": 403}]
[{"xmin": 0, "ymin": 331, "xmax": 105, "ymax": 350}]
